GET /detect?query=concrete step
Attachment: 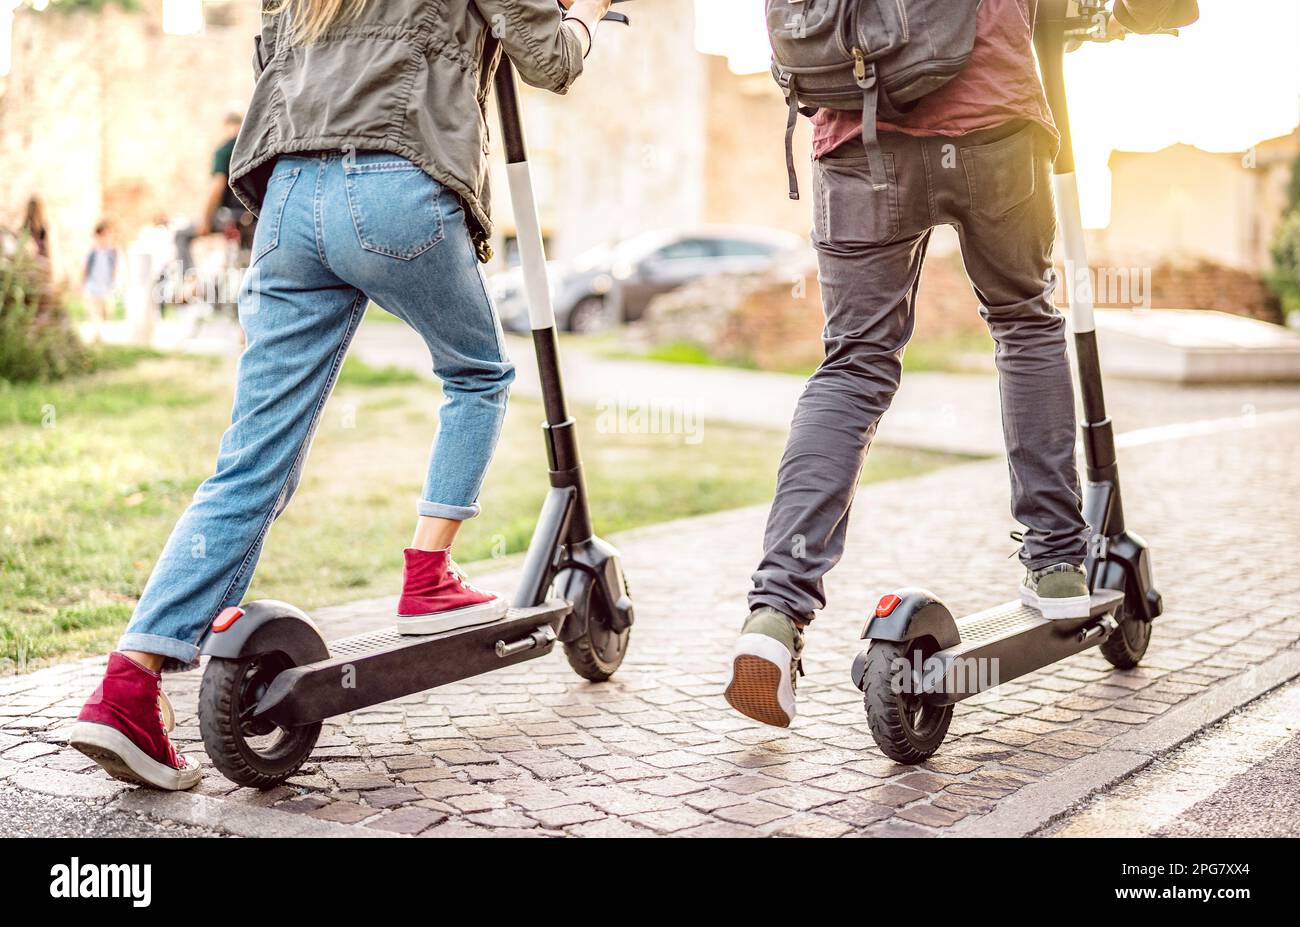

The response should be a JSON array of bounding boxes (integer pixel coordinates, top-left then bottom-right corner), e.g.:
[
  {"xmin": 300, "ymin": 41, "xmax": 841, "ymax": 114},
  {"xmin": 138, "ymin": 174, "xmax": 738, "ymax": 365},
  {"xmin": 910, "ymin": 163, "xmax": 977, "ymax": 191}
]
[{"xmin": 1089, "ymin": 308, "xmax": 1300, "ymax": 383}]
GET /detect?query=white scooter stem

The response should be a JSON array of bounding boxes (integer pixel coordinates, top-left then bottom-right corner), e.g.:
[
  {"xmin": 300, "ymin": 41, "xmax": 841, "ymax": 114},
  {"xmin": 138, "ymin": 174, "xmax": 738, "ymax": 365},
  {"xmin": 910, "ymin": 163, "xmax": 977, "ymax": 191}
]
[
  {"xmin": 506, "ymin": 160, "xmax": 558, "ymax": 332},
  {"xmin": 1054, "ymin": 171, "xmax": 1096, "ymax": 335}
]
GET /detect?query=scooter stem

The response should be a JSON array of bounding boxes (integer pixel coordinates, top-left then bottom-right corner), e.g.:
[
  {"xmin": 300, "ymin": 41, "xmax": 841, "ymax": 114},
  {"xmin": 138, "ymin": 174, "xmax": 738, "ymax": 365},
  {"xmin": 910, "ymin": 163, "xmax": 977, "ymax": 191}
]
[
  {"xmin": 494, "ymin": 57, "xmax": 594, "ymax": 549},
  {"xmin": 495, "ymin": 60, "xmax": 569, "ymax": 425},
  {"xmin": 1036, "ymin": 1, "xmax": 1104, "ymax": 408},
  {"xmin": 1035, "ymin": 0, "xmax": 1125, "ymax": 536}
]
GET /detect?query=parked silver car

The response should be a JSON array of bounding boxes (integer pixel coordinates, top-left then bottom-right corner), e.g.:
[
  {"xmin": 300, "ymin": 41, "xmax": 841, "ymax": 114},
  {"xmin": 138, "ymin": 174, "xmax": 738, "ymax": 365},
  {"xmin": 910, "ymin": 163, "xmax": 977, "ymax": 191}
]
[{"xmin": 489, "ymin": 226, "xmax": 805, "ymax": 333}]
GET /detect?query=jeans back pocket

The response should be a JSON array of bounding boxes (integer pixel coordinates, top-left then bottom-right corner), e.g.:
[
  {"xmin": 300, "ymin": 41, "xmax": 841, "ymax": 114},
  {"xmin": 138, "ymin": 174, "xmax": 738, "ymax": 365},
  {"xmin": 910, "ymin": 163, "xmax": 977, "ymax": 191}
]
[
  {"xmin": 250, "ymin": 163, "xmax": 302, "ymax": 266},
  {"xmin": 344, "ymin": 159, "xmax": 445, "ymax": 260},
  {"xmin": 961, "ymin": 127, "xmax": 1038, "ymax": 220},
  {"xmin": 813, "ymin": 152, "xmax": 900, "ymax": 247}
]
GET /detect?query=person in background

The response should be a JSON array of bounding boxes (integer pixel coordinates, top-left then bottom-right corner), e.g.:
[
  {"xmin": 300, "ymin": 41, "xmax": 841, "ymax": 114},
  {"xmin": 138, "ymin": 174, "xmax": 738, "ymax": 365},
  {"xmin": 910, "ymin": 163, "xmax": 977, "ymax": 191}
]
[
  {"xmin": 82, "ymin": 221, "xmax": 118, "ymax": 342},
  {"xmin": 725, "ymin": 0, "xmax": 1201, "ymax": 729},
  {"xmin": 137, "ymin": 212, "xmax": 180, "ymax": 317},
  {"xmin": 21, "ymin": 195, "xmax": 49, "ymax": 261},
  {"xmin": 198, "ymin": 110, "xmax": 254, "ymax": 250}
]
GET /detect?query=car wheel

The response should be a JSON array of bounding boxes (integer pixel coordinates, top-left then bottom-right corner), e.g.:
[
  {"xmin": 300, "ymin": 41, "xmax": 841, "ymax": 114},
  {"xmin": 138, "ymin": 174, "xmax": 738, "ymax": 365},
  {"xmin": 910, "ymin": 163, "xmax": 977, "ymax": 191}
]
[{"xmin": 568, "ymin": 296, "xmax": 616, "ymax": 334}]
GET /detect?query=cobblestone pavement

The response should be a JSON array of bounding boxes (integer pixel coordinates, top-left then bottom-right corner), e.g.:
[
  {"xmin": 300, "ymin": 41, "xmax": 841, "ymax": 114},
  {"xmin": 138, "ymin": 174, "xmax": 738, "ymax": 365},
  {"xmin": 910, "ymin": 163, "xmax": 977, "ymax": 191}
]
[{"xmin": 3, "ymin": 414, "xmax": 1298, "ymax": 837}]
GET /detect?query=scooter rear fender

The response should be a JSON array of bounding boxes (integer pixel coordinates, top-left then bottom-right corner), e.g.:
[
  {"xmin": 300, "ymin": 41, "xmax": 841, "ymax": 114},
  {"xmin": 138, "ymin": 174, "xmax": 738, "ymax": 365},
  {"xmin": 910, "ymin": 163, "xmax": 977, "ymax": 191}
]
[{"xmin": 199, "ymin": 600, "xmax": 329, "ymax": 665}]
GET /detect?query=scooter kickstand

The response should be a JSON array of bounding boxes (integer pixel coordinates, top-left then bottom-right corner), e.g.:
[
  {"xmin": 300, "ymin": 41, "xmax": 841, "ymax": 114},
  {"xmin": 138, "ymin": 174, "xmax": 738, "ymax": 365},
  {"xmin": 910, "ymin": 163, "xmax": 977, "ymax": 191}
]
[
  {"xmin": 495, "ymin": 625, "xmax": 558, "ymax": 658},
  {"xmin": 1077, "ymin": 612, "xmax": 1120, "ymax": 644}
]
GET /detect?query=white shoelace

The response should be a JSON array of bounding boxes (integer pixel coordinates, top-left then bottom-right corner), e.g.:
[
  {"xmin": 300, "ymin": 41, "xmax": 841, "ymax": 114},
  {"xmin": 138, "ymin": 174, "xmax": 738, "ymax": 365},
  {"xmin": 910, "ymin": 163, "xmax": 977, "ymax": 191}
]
[{"xmin": 448, "ymin": 560, "xmax": 486, "ymax": 595}]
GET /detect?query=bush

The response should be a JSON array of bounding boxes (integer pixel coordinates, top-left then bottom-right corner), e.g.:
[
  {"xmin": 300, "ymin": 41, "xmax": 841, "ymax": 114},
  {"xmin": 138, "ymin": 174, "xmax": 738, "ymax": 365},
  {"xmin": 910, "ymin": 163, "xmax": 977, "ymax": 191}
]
[
  {"xmin": 0, "ymin": 250, "xmax": 89, "ymax": 384},
  {"xmin": 1270, "ymin": 208, "xmax": 1300, "ymax": 320}
]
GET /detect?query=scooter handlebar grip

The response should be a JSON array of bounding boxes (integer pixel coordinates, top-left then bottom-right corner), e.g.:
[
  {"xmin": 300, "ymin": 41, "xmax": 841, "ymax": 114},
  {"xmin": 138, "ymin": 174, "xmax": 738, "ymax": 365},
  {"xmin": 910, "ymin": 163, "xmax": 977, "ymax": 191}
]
[{"xmin": 604, "ymin": 0, "xmax": 632, "ymax": 24}]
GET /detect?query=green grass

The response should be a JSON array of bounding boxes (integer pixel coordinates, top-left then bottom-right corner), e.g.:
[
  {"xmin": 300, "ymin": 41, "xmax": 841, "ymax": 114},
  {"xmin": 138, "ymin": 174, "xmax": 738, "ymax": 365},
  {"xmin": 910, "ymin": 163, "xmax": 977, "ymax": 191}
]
[
  {"xmin": 900, "ymin": 331, "xmax": 995, "ymax": 373},
  {"xmin": 605, "ymin": 331, "xmax": 996, "ymax": 377},
  {"xmin": 644, "ymin": 341, "xmax": 757, "ymax": 369},
  {"xmin": 62, "ymin": 293, "xmax": 126, "ymax": 324},
  {"xmin": 336, "ymin": 354, "xmax": 419, "ymax": 387},
  {"xmin": 363, "ymin": 303, "xmax": 405, "ymax": 324},
  {"xmin": 0, "ymin": 352, "xmax": 961, "ymax": 672}
]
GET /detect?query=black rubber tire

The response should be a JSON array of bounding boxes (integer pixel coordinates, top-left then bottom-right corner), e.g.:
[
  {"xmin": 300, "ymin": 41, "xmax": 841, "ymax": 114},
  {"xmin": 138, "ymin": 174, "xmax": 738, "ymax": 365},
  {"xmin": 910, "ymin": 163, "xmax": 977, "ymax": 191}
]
[
  {"xmin": 862, "ymin": 640, "xmax": 953, "ymax": 764},
  {"xmin": 562, "ymin": 580, "xmax": 630, "ymax": 682},
  {"xmin": 199, "ymin": 654, "xmax": 321, "ymax": 789},
  {"xmin": 1100, "ymin": 597, "xmax": 1152, "ymax": 670},
  {"xmin": 567, "ymin": 296, "xmax": 614, "ymax": 334}
]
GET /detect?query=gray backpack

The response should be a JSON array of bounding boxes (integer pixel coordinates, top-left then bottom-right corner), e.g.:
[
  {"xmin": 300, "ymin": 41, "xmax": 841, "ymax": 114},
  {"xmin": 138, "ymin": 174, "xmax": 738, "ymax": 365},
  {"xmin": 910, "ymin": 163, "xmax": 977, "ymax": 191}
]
[{"xmin": 767, "ymin": 0, "xmax": 983, "ymax": 197}]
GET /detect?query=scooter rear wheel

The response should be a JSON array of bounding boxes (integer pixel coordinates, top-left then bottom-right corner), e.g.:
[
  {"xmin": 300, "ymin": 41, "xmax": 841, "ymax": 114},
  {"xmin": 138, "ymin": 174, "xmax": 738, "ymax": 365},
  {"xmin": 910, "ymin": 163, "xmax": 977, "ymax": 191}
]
[
  {"xmin": 862, "ymin": 639, "xmax": 953, "ymax": 764},
  {"xmin": 199, "ymin": 652, "xmax": 321, "ymax": 789}
]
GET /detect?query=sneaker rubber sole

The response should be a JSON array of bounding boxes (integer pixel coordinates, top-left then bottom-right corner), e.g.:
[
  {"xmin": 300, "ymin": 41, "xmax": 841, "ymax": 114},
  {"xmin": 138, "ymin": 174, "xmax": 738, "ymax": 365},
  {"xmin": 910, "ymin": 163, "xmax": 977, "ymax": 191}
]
[
  {"xmin": 724, "ymin": 633, "xmax": 796, "ymax": 727},
  {"xmin": 396, "ymin": 597, "xmax": 509, "ymax": 636},
  {"xmin": 1020, "ymin": 586, "xmax": 1092, "ymax": 620},
  {"xmin": 69, "ymin": 721, "xmax": 201, "ymax": 791}
]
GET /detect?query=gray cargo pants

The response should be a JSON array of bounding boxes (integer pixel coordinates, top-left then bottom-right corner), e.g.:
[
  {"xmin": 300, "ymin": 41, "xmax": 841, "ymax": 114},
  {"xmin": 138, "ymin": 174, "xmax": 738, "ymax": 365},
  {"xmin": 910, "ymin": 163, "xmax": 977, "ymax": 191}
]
[{"xmin": 750, "ymin": 120, "xmax": 1089, "ymax": 623}]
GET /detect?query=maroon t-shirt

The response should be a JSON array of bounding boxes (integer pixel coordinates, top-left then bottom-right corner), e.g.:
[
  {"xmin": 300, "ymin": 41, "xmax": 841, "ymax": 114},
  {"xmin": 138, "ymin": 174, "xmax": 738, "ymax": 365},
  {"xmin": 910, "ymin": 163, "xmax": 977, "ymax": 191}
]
[{"xmin": 812, "ymin": 0, "xmax": 1058, "ymax": 157}]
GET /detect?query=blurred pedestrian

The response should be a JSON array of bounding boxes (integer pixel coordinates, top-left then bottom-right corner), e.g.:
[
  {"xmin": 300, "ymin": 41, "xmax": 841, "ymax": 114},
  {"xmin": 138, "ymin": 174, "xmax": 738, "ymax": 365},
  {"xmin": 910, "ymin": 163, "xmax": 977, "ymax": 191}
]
[
  {"xmin": 21, "ymin": 195, "xmax": 49, "ymax": 261},
  {"xmin": 82, "ymin": 221, "xmax": 119, "ymax": 341},
  {"xmin": 198, "ymin": 110, "xmax": 255, "ymax": 254}
]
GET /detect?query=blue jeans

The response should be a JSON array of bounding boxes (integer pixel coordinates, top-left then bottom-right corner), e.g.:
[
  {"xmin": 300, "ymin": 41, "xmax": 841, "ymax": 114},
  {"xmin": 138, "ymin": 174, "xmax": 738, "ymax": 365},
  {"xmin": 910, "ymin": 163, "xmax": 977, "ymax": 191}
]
[{"xmin": 119, "ymin": 152, "xmax": 514, "ymax": 669}]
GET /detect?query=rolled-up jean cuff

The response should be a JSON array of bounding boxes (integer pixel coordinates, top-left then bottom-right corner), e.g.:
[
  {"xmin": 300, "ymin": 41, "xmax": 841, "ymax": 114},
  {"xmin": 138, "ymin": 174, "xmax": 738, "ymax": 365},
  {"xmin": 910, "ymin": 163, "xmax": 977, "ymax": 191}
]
[
  {"xmin": 116, "ymin": 632, "xmax": 201, "ymax": 674},
  {"xmin": 417, "ymin": 499, "xmax": 479, "ymax": 520}
]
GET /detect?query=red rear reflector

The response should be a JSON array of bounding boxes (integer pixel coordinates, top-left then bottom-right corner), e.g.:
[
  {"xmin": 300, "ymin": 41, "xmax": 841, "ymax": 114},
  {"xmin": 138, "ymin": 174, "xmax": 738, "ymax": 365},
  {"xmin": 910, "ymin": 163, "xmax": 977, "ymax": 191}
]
[
  {"xmin": 213, "ymin": 607, "xmax": 244, "ymax": 632},
  {"xmin": 875, "ymin": 594, "xmax": 902, "ymax": 618}
]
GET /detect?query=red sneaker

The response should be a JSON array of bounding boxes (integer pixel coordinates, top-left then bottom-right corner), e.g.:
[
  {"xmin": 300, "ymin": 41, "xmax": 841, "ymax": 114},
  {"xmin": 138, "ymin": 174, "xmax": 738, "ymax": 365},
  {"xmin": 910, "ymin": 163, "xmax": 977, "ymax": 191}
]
[
  {"xmin": 396, "ymin": 548, "xmax": 508, "ymax": 635},
  {"xmin": 69, "ymin": 652, "xmax": 201, "ymax": 791}
]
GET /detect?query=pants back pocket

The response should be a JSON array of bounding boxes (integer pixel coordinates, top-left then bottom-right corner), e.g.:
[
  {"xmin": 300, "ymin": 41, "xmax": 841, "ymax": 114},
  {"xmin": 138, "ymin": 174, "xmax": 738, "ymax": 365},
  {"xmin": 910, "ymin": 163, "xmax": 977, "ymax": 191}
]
[{"xmin": 344, "ymin": 159, "xmax": 445, "ymax": 260}]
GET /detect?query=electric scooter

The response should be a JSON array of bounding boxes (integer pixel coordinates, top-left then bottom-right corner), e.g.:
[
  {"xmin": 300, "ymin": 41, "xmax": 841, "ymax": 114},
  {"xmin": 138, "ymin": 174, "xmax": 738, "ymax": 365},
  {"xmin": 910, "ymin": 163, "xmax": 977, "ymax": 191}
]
[
  {"xmin": 196, "ymin": 6, "xmax": 635, "ymax": 789},
  {"xmin": 850, "ymin": 0, "xmax": 1164, "ymax": 763}
]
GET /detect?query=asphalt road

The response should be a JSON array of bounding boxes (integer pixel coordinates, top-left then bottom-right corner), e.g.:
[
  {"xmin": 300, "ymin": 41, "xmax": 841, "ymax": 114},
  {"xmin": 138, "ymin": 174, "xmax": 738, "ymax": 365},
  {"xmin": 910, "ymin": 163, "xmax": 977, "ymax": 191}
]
[
  {"xmin": 0, "ymin": 787, "xmax": 225, "ymax": 839},
  {"xmin": 1049, "ymin": 677, "xmax": 1300, "ymax": 837},
  {"xmin": 1152, "ymin": 733, "xmax": 1300, "ymax": 837}
]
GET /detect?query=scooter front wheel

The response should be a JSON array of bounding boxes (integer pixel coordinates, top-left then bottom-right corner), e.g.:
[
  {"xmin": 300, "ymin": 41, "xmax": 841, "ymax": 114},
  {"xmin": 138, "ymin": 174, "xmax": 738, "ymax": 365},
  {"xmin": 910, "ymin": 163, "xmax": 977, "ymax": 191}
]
[
  {"xmin": 1100, "ymin": 594, "xmax": 1151, "ymax": 670},
  {"xmin": 562, "ymin": 578, "xmax": 631, "ymax": 682},
  {"xmin": 564, "ymin": 615, "xmax": 630, "ymax": 682},
  {"xmin": 862, "ymin": 639, "xmax": 953, "ymax": 764},
  {"xmin": 199, "ymin": 652, "xmax": 321, "ymax": 789}
]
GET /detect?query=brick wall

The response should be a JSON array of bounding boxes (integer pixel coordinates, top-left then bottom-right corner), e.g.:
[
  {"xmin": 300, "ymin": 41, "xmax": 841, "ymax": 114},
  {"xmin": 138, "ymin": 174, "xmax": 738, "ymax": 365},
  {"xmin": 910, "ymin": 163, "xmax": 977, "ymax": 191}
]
[{"xmin": 1077, "ymin": 254, "xmax": 1283, "ymax": 323}]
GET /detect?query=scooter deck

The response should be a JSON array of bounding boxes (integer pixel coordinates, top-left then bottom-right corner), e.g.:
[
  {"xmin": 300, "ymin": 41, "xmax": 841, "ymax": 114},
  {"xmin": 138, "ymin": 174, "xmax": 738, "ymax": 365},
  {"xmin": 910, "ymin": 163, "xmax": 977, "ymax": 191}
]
[
  {"xmin": 923, "ymin": 589, "xmax": 1124, "ymax": 705},
  {"xmin": 253, "ymin": 601, "xmax": 571, "ymax": 727}
]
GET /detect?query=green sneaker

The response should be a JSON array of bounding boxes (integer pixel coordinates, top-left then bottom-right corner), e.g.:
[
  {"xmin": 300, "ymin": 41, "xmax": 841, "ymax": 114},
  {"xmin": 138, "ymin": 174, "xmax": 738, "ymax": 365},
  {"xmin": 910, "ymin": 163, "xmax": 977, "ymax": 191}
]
[
  {"xmin": 1021, "ymin": 562, "xmax": 1090, "ymax": 620},
  {"xmin": 724, "ymin": 607, "xmax": 804, "ymax": 727}
]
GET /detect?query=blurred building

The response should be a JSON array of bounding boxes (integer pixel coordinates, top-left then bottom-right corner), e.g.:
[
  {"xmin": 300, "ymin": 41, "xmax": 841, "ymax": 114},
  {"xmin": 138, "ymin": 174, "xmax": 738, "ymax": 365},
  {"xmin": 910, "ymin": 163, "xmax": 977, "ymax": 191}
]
[
  {"xmin": 1100, "ymin": 124, "xmax": 1299, "ymax": 272},
  {"xmin": 1, "ymin": 0, "xmax": 811, "ymax": 284},
  {"xmin": 0, "ymin": 0, "xmax": 260, "ymax": 282},
  {"xmin": 490, "ymin": 0, "xmax": 812, "ymax": 268},
  {"xmin": 490, "ymin": 1, "xmax": 811, "ymax": 268}
]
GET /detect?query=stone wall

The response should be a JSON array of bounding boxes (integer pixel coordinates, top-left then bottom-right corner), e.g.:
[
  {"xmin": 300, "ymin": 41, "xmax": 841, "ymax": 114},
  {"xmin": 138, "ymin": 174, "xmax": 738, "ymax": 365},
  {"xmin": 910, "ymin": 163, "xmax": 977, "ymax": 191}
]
[
  {"xmin": 0, "ymin": 1, "xmax": 259, "ymax": 284},
  {"xmin": 638, "ymin": 246, "xmax": 992, "ymax": 373},
  {"xmin": 638, "ymin": 242, "xmax": 1284, "ymax": 373}
]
